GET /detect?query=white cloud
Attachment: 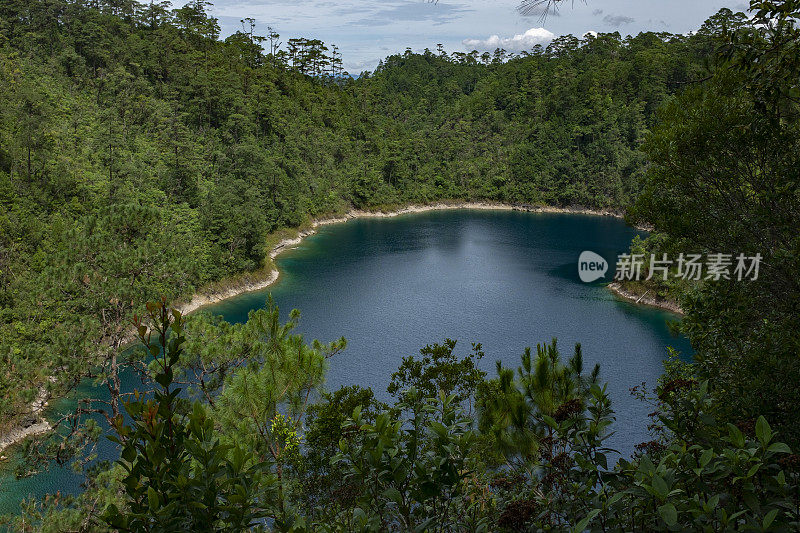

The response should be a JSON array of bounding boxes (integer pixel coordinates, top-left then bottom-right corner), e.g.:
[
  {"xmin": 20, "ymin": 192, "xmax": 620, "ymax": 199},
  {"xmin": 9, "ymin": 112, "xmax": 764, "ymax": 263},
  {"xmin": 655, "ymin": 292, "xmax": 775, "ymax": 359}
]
[
  {"xmin": 462, "ymin": 27, "xmax": 555, "ymax": 52},
  {"xmin": 603, "ymin": 14, "xmax": 635, "ymax": 27}
]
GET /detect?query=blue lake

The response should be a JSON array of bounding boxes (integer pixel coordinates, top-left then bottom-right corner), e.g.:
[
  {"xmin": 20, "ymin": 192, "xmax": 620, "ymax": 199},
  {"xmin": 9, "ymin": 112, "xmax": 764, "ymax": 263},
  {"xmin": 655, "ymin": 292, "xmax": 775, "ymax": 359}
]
[
  {"xmin": 0, "ymin": 209, "xmax": 691, "ymax": 514},
  {"xmin": 214, "ymin": 209, "xmax": 690, "ymax": 447}
]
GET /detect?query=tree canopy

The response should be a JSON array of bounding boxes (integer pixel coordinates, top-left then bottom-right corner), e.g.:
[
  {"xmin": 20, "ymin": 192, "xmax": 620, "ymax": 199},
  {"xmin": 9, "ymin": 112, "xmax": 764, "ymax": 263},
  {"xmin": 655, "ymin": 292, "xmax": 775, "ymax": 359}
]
[{"xmin": 3, "ymin": 0, "xmax": 800, "ymax": 530}]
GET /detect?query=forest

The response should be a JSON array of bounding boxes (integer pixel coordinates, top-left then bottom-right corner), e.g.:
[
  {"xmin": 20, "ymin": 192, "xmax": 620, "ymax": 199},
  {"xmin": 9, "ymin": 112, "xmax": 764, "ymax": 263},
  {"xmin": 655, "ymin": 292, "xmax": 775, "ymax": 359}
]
[{"xmin": 1, "ymin": 0, "xmax": 799, "ymax": 530}]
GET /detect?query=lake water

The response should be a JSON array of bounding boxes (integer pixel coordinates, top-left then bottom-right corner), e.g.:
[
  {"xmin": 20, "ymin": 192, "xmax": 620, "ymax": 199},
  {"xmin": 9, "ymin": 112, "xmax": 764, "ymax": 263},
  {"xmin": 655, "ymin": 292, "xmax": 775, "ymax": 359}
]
[{"xmin": 0, "ymin": 209, "xmax": 691, "ymax": 515}]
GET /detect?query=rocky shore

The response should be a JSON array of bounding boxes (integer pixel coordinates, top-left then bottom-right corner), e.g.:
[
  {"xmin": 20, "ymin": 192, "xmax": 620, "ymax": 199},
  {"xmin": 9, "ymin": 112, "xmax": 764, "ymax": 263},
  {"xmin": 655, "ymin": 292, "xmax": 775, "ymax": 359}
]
[{"xmin": 607, "ymin": 281, "xmax": 684, "ymax": 315}]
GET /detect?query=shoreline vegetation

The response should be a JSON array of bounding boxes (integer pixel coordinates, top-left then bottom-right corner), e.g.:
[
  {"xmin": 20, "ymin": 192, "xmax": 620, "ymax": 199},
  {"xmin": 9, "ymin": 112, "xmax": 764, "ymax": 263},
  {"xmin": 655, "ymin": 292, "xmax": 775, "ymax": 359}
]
[
  {"xmin": 607, "ymin": 281, "xmax": 684, "ymax": 315},
  {"xmin": 0, "ymin": 386, "xmax": 52, "ymax": 457},
  {"xmin": 176, "ymin": 200, "xmax": 634, "ymax": 315},
  {"xmin": 0, "ymin": 201, "xmax": 661, "ymax": 457}
]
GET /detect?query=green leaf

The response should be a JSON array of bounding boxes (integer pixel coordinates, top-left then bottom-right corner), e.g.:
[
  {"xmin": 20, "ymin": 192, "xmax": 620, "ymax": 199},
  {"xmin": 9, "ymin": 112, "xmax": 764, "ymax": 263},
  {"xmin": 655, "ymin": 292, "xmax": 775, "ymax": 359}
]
[
  {"xmin": 755, "ymin": 416, "xmax": 772, "ymax": 446},
  {"xmin": 542, "ymin": 414, "xmax": 558, "ymax": 429},
  {"xmin": 767, "ymin": 442, "xmax": 791, "ymax": 454},
  {"xmin": 121, "ymin": 444, "xmax": 136, "ymax": 463},
  {"xmin": 699, "ymin": 448, "xmax": 713, "ymax": 468},
  {"xmin": 658, "ymin": 503, "xmax": 677, "ymax": 526},
  {"xmin": 762, "ymin": 508, "xmax": 779, "ymax": 530},
  {"xmin": 727, "ymin": 424, "xmax": 745, "ymax": 448},
  {"xmin": 383, "ymin": 487, "xmax": 403, "ymax": 505},
  {"xmin": 147, "ymin": 486, "xmax": 160, "ymax": 510},
  {"xmin": 652, "ymin": 475, "xmax": 668, "ymax": 500},
  {"xmin": 572, "ymin": 508, "xmax": 600, "ymax": 532},
  {"xmin": 606, "ymin": 492, "xmax": 624, "ymax": 506},
  {"xmin": 429, "ymin": 421, "xmax": 448, "ymax": 438}
]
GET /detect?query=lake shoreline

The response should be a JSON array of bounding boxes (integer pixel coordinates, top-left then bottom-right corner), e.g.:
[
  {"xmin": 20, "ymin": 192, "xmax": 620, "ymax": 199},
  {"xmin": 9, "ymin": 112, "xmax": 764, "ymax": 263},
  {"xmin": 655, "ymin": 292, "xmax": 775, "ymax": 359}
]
[
  {"xmin": 0, "ymin": 201, "xmax": 643, "ymax": 454},
  {"xmin": 0, "ymin": 385, "xmax": 52, "ymax": 457},
  {"xmin": 176, "ymin": 201, "xmax": 636, "ymax": 314},
  {"xmin": 607, "ymin": 281, "xmax": 684, "ymax": 315}
]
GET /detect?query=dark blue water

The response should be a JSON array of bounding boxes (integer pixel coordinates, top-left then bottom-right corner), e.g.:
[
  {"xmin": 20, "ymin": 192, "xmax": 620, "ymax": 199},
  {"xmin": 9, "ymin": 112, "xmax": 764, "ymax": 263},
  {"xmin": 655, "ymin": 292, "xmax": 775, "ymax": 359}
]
[
  {"xmin": 213, "ymin": 210, "xmax": 690, "ymax": 445},
  {"xmin": 0, "ymin": 210, "xmax": 690, "ymax": 514}
]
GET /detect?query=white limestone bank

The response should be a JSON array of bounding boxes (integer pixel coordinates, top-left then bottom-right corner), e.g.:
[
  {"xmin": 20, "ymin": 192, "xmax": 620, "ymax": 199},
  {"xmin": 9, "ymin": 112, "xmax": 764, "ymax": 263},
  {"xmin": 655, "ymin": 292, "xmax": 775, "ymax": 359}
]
[
  {"xmin": 177, "ymin": 201, "xmax": 631, "ymax": 313},
  {"xmin": 607, "ymin": 281, "xmax": 684, "ymax": 315}
]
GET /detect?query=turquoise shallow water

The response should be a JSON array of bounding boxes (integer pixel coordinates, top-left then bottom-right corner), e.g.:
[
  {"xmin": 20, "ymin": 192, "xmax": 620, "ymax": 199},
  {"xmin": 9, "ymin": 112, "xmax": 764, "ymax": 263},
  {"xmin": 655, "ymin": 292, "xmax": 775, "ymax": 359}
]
[{"xmin": 0, "ymin": 209, "xmax": 691, "ymax": 515}]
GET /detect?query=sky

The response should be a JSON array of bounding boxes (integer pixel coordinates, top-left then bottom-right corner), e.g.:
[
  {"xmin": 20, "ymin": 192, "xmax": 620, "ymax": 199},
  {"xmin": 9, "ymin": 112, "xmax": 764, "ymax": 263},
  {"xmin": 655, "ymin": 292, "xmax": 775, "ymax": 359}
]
[{"xmin": 206, "ymin": 0, "xmax": 750, "ymax": 73}]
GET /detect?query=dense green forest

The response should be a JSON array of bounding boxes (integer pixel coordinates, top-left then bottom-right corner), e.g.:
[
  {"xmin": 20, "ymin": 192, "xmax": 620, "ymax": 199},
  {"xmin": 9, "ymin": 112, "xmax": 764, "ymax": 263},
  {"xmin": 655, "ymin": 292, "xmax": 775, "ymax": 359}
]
[
  {"xmin": 0, "ymin": 0, "xmax": 708, "ymax": 426},
  {"xmin": 2, "ymin": 0, "xmax": 800, "ymax": 530}
]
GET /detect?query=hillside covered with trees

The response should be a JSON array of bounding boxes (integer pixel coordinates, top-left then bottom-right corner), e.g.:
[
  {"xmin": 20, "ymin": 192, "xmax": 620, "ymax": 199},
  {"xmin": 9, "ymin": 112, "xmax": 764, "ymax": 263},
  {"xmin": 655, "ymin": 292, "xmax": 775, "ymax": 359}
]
[
  {"xmin": 0, "ymin": 0, "xmax": 708, "ymax": 426},
  {"xmin": 2, "ymin": 0, "xmax": 800, "ymax": 530}
]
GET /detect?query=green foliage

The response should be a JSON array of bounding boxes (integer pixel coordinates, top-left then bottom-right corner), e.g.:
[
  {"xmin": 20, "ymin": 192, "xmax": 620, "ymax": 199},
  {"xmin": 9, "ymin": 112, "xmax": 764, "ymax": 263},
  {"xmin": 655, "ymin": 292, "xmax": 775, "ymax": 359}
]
[
  {"xmin": 294, "ymin": 386, "xmax": 387, "ymax": 525},
  {"xmin": 473, "ymin": 348, "xmax": 800, "ymax": 532},
  {"xmin": 631, "ymin": 1, "xmax": 800, "ymax": 443},
  {"xmin": 103, "ymin": 302, "xmax": 272, "ymax": 532},
  {"xmin": 602, "ymin": 384, "xmax": 800, "ymax": 532},
  {"xmin": 182, "ymin": 296, "xmax": 345, "ymax": 524},
  {"xmin": 387, "ymin": 339, "xmax": 486, "ymax": 412},
  {"xmin": 0, "ymin": 0, "xmax": 710, "ymax": 425},
  {"xmin": 478, "ymin": 339, "xmax": 601, "ymax": 466},
  {"xmin": 332, "ymin": 389, "xmax": 489, "ymax": 532},
  {"xmin": 15, "ymin": 324, "xmax": 800, "ymax": 532}
]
